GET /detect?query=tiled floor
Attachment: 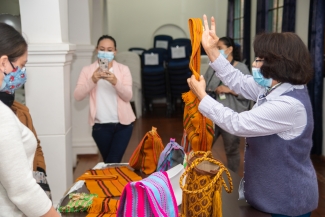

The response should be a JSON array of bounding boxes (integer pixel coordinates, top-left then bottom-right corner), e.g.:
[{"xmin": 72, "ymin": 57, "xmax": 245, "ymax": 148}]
[{"xmin": 74, "ymin": 104, "xmax": 325, "ymax": 216}]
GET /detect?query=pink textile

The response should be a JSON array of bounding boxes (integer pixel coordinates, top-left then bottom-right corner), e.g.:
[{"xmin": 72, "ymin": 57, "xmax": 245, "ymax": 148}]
[{"xmin": 117, "ymin": 171, "xmax": 178, "ymax": 217}]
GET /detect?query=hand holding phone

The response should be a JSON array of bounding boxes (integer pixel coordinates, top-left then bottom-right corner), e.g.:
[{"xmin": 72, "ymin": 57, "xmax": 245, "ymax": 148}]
[
  {"xmin": 92, "ymin": 68, "xmax": 102, "ymax": 83},
  {"xmin": 98, "ymin": 58, "xmax": 109, "ymax": 72},
  {"xmin": 102, "ymin": 71, "xmax": 117, "ymax": 85}
]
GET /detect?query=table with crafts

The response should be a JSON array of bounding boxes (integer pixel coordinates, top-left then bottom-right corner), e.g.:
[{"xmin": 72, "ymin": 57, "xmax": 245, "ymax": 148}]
[{"xmin": 58, "ymin": 162, "xmax": 271, "ymax": 217}]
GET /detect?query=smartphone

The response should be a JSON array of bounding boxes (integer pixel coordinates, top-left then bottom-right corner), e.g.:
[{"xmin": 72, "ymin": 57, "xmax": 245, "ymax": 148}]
[{"xmin": 98, "ymin": 58, "xmax": 109, "ymax": 72}]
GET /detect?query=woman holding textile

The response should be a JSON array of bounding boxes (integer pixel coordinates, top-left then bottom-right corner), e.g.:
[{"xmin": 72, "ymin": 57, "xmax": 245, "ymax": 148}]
[{"xmin": 187, "ymin": 15, "xmax": 318, "ymax": 217}]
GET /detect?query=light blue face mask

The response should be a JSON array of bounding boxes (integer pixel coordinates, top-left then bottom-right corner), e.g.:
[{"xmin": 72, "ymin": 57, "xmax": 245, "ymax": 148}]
[
  {"xmin": 97, "ymin": 51, "xmax": 114, "ymax": 62},
  {"xmin": 219, "ymin": 49, "xmax": 228, "ymax": 59},
  {"xmin": 0, "ymin": 77, "xmax": 6, "ymax": 91},
  {"xmin": 252, "ymin": 67, "xmax": 272, "ymax": 87}
]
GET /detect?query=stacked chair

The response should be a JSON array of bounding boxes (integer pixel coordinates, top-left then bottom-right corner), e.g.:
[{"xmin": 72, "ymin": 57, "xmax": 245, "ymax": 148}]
[
  {"xmin": 153, "ymin": 34, "xmax": 173, "ymax": 61},
  {"xmin": 128, "ymin": 47, "xmax": 147, "ymax": 56},
  {"xmin": 129, "ymin": 35, "xmax": 193, "ymax": 115},
  {"xmin": 166, "ymin": 38, "xmax": 192, "ymax": 112},
  {"xmin": 153, "ymin": 34, "xmax": 173, "ymax": 50},
  {"xmin": 141, "ymin": 48, "xmax": 171, "ymax": 114}
]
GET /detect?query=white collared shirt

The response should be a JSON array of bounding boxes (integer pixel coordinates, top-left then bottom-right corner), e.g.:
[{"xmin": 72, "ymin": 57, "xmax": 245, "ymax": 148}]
[{"xmin": 199, "ymin": 55, "xmax": 307, "ymax": 140}]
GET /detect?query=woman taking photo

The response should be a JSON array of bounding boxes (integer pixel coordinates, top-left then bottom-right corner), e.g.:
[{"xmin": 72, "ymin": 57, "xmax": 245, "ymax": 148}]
[
  {"xmin": 74, "ymin": 35, "xmax": 135, "ymax": 163},
  {"xmin": 187, "ymin": 15, "xmax": 318, "ymax": 217},
  {"xmin": 0, "ymin": 23, "xmax": 59, "ymax": 216}
]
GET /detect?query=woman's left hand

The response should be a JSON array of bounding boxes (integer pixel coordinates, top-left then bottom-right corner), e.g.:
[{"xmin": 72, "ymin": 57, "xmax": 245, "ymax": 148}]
[
  {"xmin": 187, "ymin": 75, "xmax": 207, "ymax": 101},
  {"xmin": 102, "ymin": 72, "xmax": 117, "ymax": 85}
]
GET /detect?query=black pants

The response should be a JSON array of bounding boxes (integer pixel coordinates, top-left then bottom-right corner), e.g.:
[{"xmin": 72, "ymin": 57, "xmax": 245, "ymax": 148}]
[{"xmin": 92, "ymin": 122, "xmax": 133, "ymax": 163}]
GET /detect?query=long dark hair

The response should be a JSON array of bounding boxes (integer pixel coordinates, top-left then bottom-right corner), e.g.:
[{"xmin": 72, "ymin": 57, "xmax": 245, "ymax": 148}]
[
  {"xmin": 0, "ymin": 23, "xmax": 27, "ymax": 62},
  {"xmin": 219, "ymin": 36, "xmax": 241, "ymax": 61}
]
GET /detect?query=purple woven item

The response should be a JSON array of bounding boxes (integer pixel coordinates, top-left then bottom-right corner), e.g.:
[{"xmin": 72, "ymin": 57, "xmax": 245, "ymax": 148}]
[{"xmin": 157, "ymin": 138, "xmax": 185, "ymax": 171}]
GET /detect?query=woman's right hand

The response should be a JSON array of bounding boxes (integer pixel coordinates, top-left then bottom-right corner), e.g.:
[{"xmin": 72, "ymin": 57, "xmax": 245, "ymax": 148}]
[
  {"xmin": 92, "ymin": 67, "xmax": 102, "ymax": 83},
  {"xmin": 202, "ymin": 14, "xmax": 220, "ymax": 62}
]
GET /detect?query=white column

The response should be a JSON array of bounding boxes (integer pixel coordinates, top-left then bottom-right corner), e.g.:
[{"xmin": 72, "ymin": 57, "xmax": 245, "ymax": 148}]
[
  {"xmin": 19, "ymin": 0, "xmax": 75, "ymax": 205},
  {"xmin": 69, "ymin": 0, "xmax": 105, "ymax": 166}
]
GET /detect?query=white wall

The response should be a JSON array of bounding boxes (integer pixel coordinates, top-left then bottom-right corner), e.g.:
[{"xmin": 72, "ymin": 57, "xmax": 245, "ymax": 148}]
[
  {"xmin": 105, "ymin": 0, "xmax": 227, "ymax": 52},
  {"xmin": 0, "ymin": 0, "xmax": 20, "ymax": 15},
  {"xmin": 295, "ymin": 0, "xmax": 310, "ymax": 46}
]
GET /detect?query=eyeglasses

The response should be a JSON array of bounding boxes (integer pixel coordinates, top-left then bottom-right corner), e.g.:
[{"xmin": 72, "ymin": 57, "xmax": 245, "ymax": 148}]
[{"xmin": 254, "ymin": 58, "xmax": 264, "ymax": 63}]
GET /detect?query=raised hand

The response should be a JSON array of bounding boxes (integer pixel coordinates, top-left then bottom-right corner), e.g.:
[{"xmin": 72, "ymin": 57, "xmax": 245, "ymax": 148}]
[{"xmin": 202, "ymin": 14, "xmax": 220, "ymax": 62}]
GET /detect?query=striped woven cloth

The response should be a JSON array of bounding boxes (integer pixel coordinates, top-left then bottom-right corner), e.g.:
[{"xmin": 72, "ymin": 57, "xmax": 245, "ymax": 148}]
[
  {"xmin": 87, "ymin": 197, "xmax": 119, "ymax": 217},
  {"xmin": 117, "ymin": 171, "xmax": 178, "ymax": 217},
  {"xmin": 76, "ymin": 166, "xmax": 142, "ymax": 198}
]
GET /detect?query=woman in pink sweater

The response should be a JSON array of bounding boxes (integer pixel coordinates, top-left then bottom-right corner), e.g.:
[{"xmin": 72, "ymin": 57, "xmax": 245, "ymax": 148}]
[{"xmin": 74, "ymin": 35, "xmax": 136, "ymax": 163}]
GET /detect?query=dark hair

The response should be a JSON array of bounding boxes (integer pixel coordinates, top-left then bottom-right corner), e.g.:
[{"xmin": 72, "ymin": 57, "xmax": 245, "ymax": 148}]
[
  {"xmin": 253, "ymin": 32, "xmax": 313, "ymax": 84},
  {"xmin": 97, "ymin": 35, "xmax": 116, "ymax": 49},
  {"xmin": 219, "ymin": 36, "xmax": 241, "ymax": 61},
  {"xmin": 0, "ymin": 23, "xmax": 27, "ymax": 62}
]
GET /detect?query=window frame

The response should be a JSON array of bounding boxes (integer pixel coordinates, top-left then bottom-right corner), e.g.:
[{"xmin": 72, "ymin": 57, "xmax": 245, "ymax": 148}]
[{"xmin": 266, "ymin": 0, "xmax": 284, "ymax": 33}]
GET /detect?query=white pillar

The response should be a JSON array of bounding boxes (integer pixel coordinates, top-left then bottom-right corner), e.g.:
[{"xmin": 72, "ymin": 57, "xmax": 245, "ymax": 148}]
[
  {"xmin": 69, "ymin": 0, "xmax": 105, "ymax": 166},
  {"xmin": 19, "ymin": 0, "xmax": 75, "ymax": 205}
]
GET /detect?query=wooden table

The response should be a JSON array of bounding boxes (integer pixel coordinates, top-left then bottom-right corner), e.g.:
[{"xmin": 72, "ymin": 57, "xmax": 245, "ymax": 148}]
[{"xmin": 59, "ymin": 164, "xmax": 270, "ymax": 217}]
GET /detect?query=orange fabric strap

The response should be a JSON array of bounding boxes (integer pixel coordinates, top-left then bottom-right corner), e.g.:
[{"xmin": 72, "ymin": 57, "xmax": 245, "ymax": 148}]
[
  {"xmin": 188, "ymin": 18, "xmax": 203, "ymax": 80},
  {"xmin": 77, "ymin": 166, "xmax": 142, "ymax": 198}
]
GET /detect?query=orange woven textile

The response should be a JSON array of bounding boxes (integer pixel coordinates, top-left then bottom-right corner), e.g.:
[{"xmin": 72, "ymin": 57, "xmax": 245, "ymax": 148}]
[
  {"xmin": 76, "ymin": 166, "xmax": 142, "ymax": 198},
  {"xmin": 181, "ymin": 18, "xmax": 214, "ymax": 152},
  {"xmin": 86, "ymin": 197, "xmax": 119, "ymax": 217}
]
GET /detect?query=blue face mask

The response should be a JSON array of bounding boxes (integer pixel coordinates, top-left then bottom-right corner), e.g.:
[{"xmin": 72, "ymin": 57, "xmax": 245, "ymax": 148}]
[
  {"xmin": 1, "ymin": 66, "xmax": 27, "ymax": 94},
  {"xmin": 0, "ymin": 79, "xmax": 6, "ymax": 91},
  {"xmin": 219, "ymin": 49, "xmax": 228, "ymax": 59},
  {"xmin": 252, "ymin": 67, "xmax": 272, "ymax": 87},
  {"xmin": 97, "ymin": 51, "xmax": 114, "ymax": 62}
]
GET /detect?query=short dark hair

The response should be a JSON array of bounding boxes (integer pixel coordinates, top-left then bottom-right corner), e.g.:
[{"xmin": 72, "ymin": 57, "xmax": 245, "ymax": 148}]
[
  {"xmin": 219, "ymin": 36, "xmax": 241, "ymax": 61},
  {"xmin": 253, "ymin": 32, "xmax": 313, "ymax": 85},
  {"xmin": 96, "ymin": 35, "xmax": 116, "ymax": 49},
  {"xmin": 0, "ymin": 23, "xmax": 27, "ymax": 62}
]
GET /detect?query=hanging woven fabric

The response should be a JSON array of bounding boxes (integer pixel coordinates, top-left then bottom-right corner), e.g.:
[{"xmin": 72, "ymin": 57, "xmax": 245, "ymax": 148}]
[{"xmin": 181, "ymin": 18, "xmax": 214, "ymax": 152}]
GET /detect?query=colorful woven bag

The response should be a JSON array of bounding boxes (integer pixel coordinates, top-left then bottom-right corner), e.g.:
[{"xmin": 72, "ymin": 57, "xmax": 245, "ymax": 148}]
[
  {"xmin": 129, "ymin": 127, "xmax": 164, "ymax": 175},
  {"xmin": 156, "ymin": 138, "xmax": 185, "ymax": 172},
  {"xmin": 117, "ymin": 171, "xmax": 178, "ymax": 217},
  {"xmin": 181, "ymin": 18, "xmax": 214, "ymax": 153},
  {"xmin": 180, "ymin": 151, "xmax": 233, "ymax": 217}
]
